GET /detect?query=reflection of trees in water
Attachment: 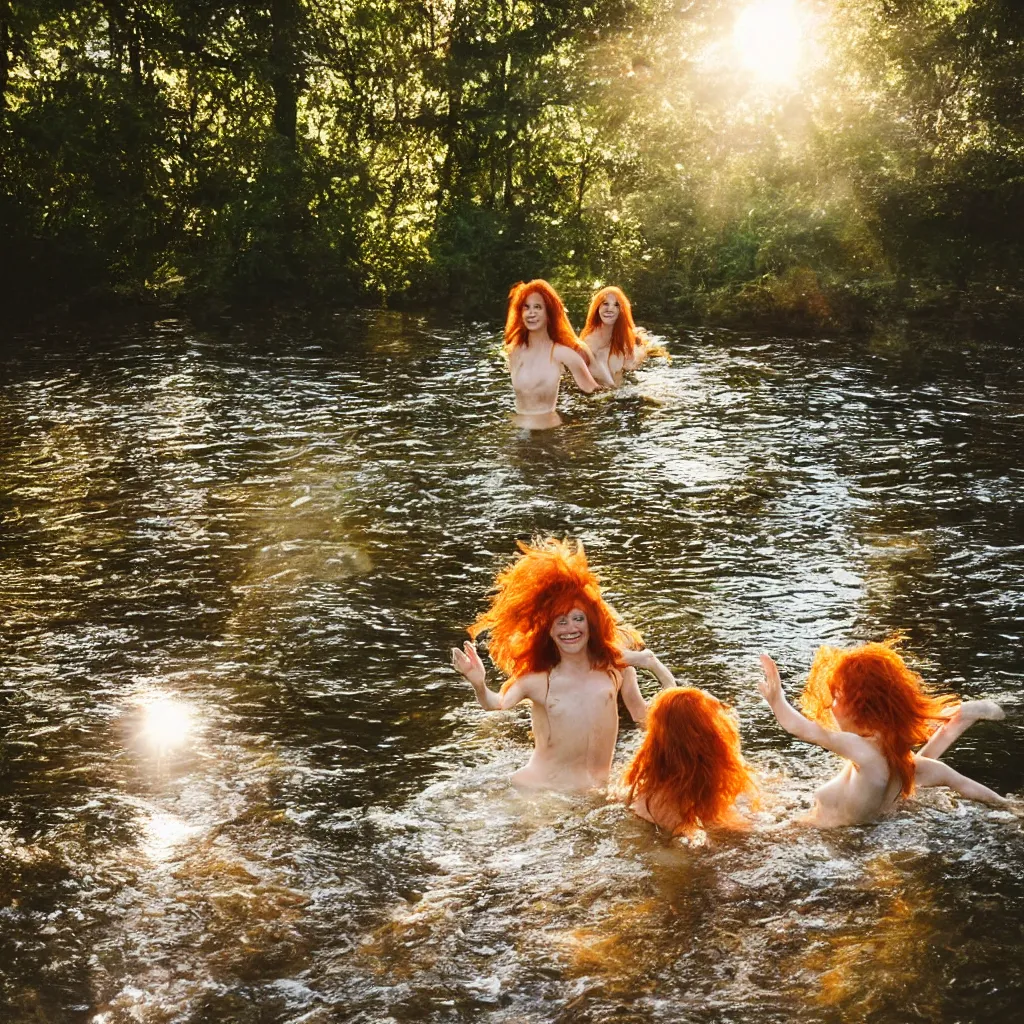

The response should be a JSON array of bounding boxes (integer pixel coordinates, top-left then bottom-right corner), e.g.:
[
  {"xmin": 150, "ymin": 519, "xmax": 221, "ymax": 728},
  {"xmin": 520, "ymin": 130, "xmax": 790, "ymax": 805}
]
[
  {"xmin": 792, "ymin": 852, "xmax": 942, "ymax": 1020},
  {"xmin": 352, "ymin": 792, "xmax": 964, "ymax": 1023}
]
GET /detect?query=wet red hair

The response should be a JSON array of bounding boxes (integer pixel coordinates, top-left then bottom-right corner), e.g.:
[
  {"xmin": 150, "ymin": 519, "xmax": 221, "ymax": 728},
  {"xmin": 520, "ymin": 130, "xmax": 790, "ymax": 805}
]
[
  {"xmin": 467, "ymin": 538, "xmax": 638, "ymax": 693},
  {"xmin": 580, "ymin": 286, "xmax": 639, "ymax": 360},
  {"xmin": 800, "ymin": 641, "xmax": 958, "ymax": 797},
  {"xmin": 624, "ymin": 687, "xmax": 756, "ymax": 836},
  {"xmin": 504, "ymin": 280, "xmax": 591, "ymax": 362}
]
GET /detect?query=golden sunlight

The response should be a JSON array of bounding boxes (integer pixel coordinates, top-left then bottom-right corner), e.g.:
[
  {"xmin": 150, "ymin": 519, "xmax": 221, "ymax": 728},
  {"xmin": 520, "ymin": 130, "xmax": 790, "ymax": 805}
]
[
  {"xmin": 733, "ymin": 0, "xmax": 803, "ymax": 84},
  {"xmin": 139, "ymin": 697, "xmax": 194, "ymax": 755},
  {"xmin": 142, "ymin": 810, "xmax": 198, "ymax": 862}
]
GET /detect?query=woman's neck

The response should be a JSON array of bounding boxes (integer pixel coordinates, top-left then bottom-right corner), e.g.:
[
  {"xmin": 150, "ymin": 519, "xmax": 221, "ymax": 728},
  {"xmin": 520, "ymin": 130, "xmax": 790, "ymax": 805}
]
[{"xmin": 556, "ymin": 649, "xmax": 593, "ymax": 673}]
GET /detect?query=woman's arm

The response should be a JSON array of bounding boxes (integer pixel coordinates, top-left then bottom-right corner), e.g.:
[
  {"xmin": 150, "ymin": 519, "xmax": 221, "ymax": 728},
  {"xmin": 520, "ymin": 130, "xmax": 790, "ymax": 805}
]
[
  {"xmin": 555, "ymin": 344, "xmax": 601, "ymax": 394},
  {"xmin": 451, "ymin": 641, "xmax": 502, "ymax": 711},
  {"xmin": 913, "ymin": 755, "xmax": 1009, "ymax": 807},
  {"xmin": 619, "ymin": 667, "xmax": 648, "ymax": 726},
  {"xmin": 758, "ymin": 654, "xmax": 880, "ymax": 767},
  {"xmin": 498, "ymin": 671, "xmax": 545, "ymax": 710}
]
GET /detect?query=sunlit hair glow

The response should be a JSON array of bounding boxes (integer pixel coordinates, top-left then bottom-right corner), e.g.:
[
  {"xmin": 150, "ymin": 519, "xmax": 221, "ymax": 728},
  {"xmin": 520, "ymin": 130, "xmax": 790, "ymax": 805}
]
[
  {"xmin": 624, "ymin": 687, "xmax": 756, "ymax": 836},
  {"xmin": 800, "ymin": 640, "xmax": 958, "ymax": 797},
  {"xmin": 580, "ymin": 286, "xmax": 639, "ymax": 359},
  {"xmin": 467, "ymin": 537, "xmax": 638, "ymax": 692},
  {"xmin": 504, "ymin": 280, "xmax": 591, "ymax": 362}
]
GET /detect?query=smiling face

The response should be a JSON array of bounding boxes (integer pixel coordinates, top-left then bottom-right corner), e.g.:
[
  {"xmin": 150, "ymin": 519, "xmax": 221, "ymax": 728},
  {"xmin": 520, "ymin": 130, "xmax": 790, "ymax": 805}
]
[
  {"xmin": 549, "ymin": 606, "xmax": 590, "ymax": 658},
  {"xmin": 598, "ymin": 294, "xmax": 621, "ymax": 326},
  {"xmin": 521, "ymin": 292, "xmax": 548, "ymax": 334}
]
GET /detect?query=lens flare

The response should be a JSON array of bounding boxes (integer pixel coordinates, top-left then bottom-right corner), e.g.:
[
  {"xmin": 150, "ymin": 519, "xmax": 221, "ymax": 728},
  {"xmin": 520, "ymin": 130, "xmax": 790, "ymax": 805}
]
[
  {"xmin": 139, "ymin": 697, "xmax": 194, "ymax": 755},
  {"xmin": 733, "ymin": 0, "xmax": 803, "ymax": 84}
]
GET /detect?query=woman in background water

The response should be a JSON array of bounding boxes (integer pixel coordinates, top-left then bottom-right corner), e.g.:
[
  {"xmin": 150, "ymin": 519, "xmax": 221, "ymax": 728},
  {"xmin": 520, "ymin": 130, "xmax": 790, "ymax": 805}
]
[
  {"xmin": 579, "ymin": 286, "xmax": 654, "ymax": 388},
  {"xmin": 504, "ymin": 279, "xmax": 600, "ymax": 429}
]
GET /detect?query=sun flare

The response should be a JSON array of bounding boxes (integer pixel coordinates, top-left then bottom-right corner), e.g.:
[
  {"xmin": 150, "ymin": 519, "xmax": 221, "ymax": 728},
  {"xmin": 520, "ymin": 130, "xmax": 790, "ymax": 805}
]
[
  {"xmin": 139, "ymin": 697, "xmax": 194, "ymax": 754},
  {"xmin": 733, "ymin": 0, "xmax": 803, "ymax": 84}
]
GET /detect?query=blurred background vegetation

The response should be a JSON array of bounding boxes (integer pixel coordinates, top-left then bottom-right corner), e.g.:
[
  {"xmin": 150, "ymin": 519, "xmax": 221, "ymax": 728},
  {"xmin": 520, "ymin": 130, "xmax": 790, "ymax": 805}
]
[{"xmin": 2, "ymin": 0, "xmax": 1022, "ymax": 332}]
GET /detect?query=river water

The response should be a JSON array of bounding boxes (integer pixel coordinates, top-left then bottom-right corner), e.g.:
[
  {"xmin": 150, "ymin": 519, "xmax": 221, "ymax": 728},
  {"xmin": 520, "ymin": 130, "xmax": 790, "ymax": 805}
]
[{"xmin": 1, "ymin": 312, "xmax": 1022, "ymax": 1023}]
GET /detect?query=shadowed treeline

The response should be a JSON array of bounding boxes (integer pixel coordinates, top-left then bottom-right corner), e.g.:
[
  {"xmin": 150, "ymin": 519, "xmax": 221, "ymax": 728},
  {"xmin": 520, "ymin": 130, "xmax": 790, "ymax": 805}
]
[{"xmin": 2, "ymin": 0, "xmax": 1023, "ymax": 331}]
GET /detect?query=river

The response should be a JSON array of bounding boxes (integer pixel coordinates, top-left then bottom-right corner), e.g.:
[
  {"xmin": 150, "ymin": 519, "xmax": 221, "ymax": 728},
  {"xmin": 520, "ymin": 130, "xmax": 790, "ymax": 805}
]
[{"xmin": 1, "ymin": 312, "xmax": 1022, "ymax": 1022}]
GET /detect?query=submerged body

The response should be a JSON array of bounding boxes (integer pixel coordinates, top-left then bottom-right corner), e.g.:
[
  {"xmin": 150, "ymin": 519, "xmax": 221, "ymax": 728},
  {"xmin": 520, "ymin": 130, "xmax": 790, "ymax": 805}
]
[
  {"xmin": 504, "ymin": 281, "xmax": 599, "ymax": 429},
  {"xmin": 759, "ymin": 649, "xmax": 1007, "ymax": 827},
  {"xmin": 507, "ymin": 336, "xmax": 594, "ymax": 430},
  {"xmin": 453, "ymin": 617, "xmax": 673, "ymax": 793},
  {"xmin": 579, "ymin": 287, "xmax": 649, "ymax": 388},
  {"xmin": 499, "ymin": 662, "xmax": 624, "ymax": 791},
  {"xmin": 622, "ymin": 684, "xmax": 755, "ymax": 835},
  {"xmin": 451, "ymin": 539, "xmax": 674, "ymax": 793}
]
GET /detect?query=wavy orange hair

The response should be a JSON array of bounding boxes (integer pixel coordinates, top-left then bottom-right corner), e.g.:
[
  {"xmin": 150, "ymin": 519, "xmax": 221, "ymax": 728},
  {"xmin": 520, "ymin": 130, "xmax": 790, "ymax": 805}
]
[
  {"xmin": 504, "ymin": 280, "xmax": 591, "ymax": 362},
  {"xmin": 467, "ymin": 538, "xmax": 639, "ymax": 693},
  {"xmin": 800, "ymin": 641, "xmax": 958, "ymax": 797},
  {"xmin": 624, "ymin": 687, "xmax": 756, "ymax": 836},
  {"xmin": 580, "ymin": 286, "xmax": 640, "ymax": 360}
]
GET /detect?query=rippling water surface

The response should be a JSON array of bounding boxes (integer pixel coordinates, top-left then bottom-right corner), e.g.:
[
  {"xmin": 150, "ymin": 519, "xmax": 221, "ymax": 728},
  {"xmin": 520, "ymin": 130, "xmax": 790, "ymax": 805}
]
[{"xmin": 1, "ymin": 313, "xmax": 1022, "ymax": 1023}]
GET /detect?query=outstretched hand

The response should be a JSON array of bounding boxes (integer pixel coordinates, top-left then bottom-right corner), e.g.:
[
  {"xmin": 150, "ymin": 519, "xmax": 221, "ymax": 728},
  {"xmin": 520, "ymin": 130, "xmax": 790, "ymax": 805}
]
[
  {"xmin": 451, "ymin": 640, "xmax": 486, "ymax": 688},
  {"xmin": 758, "ymin": 653, "xmax": 783, "ymax": 705}
]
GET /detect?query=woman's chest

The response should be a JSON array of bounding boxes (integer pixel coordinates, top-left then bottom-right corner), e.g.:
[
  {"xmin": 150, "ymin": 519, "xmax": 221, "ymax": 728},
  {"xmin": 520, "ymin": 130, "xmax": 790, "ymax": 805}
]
[{"xmin": 511, "ymin": 350, "xmax": 559, "ymax": 391}]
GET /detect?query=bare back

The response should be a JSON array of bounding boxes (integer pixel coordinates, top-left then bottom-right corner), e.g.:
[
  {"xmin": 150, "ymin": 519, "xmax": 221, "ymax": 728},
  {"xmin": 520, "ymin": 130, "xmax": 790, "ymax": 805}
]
[{"xmin": 512, "ymin": 665, "xmax": 621, "ymax": 792}]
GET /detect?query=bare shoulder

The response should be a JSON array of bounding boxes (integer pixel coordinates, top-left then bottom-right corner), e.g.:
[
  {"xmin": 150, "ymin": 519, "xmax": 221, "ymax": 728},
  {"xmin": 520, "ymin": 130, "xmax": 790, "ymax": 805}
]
[
  {"xmin": 841, "ymin": 730, "xmax": 891, "ymax": 776},
  {"xmin": 514, "ymin": 670, "xmax": 549, "ymax": 699},
  {"xmin": 553, "ymin": 342, "xmax": 584, "ymax": 365}
]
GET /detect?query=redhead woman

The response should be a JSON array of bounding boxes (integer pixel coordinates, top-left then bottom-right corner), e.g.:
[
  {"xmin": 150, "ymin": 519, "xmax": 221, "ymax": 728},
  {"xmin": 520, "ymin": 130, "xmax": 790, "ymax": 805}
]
[
  {"xmin": 758, "ymin": 643, "xmax": 1008, "ymax": 827},
  {"xmin": 579, "ymin": 286, "xmax": 651, "ymax": 388},
  {"xmin": 504, "ymin": 280, "xmax": 601, "ymax": 429},
  {"xmin": 622, "ymin": 686, "xmax": 757, "ymax": 836},
  {"xmin": 450, "ymin": 538, "xmax": 675, "ymax": 793}
]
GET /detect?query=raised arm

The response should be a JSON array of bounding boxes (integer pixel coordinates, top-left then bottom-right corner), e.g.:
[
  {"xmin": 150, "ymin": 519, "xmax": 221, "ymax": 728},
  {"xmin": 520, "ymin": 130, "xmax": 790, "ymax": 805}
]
[
  {"xmin": 555, "ymin": 344, "xmax": 601, "ymax": 395},
  {"xmin": 758, "ymin": 654, "xmax": 880, "ymax": 767},
  {"xmin": 621, "ymin": 647, "xmax": 676, "ymax": 690},
  {"xmin": 451, "ymin": 641, "xmax": 502, "ymax": 711},
  {"xmin": 619, "ymin": 667, "xmax": 648, "ymax": 726}
]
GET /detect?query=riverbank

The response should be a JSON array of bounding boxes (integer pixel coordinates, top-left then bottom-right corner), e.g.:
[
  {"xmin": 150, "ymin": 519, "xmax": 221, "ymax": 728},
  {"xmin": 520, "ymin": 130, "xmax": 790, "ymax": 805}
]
[{"xmin": 8, "ymin": 271, "xmax": 1023, "ymax": 351}]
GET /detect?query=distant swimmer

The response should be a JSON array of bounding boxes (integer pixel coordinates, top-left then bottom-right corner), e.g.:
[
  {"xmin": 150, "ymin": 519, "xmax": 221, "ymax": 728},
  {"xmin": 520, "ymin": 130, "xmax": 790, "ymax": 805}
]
[
  {"xmin": 504, "ymin": 280, "xmax": 601, "ymax": 430},
  {"xmin": 758, "ymin": 642, "xmax": 1009, "ymax": 827},
  {"xmin": 450, "ymin": 537, "xmax": 675, "ymax": 793},
  {"xmin": 579, "ymin": 286, "xmax": 666, "ymax": 388},
  {"xmin": 621, "ymin": 685, "xmax": 757, "ymax": 837}
]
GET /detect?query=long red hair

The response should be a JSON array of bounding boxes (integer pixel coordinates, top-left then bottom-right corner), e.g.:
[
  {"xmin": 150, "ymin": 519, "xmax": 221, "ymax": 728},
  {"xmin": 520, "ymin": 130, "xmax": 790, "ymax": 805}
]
[
  {"xmin": 580, "ymin": 286, "xmax": 639, "ymax": 360},
  {"xmin": 467, "ymin": 538, "xmax": 638, "ymax": 692},
  {"xmin": 624, "ymin": 687, "xmax": 756, "ymax": 836},
  {"xmin": 504, "ymin": 280, "xmax": 591, "ymax": 362},
  {"xmin": 800, "ymin": 641, "xmax": 958, "ymax": 797}
]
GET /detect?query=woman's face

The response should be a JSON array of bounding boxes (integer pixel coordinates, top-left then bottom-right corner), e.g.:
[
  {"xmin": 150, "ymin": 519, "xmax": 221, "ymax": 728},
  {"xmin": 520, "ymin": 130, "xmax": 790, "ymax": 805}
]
[
  {"xmin": 598, "ymin": 295, "xmax": 621, "ymax": 326},
  {"xmin": 522, "ymin": 293, "xmax": 548, "ymax": 333},
  {"xmin": 549, "ymin": 606, "xmax": 590, "ymax": 657}
]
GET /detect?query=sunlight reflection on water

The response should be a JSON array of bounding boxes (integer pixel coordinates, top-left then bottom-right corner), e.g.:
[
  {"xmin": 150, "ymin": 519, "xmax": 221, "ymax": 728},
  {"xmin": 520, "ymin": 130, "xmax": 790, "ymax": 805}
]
[{"xmin": 1, "ymin": 315, "xmax": 1022, "ymax": 1022}]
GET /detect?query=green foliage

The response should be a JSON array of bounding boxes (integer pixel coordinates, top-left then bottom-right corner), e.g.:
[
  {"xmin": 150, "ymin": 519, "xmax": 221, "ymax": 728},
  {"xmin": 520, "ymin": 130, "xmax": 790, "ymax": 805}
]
[{"xmin": 1, "ymin": 0, "xmax": 1023, "ymax": 331}]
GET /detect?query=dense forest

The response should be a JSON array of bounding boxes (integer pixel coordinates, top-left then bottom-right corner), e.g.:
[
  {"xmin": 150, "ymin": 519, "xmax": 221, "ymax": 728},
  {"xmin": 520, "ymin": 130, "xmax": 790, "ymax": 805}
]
[{"xmin": 2, "ymin": 0, "xmax": 1023, "ymax": 330}]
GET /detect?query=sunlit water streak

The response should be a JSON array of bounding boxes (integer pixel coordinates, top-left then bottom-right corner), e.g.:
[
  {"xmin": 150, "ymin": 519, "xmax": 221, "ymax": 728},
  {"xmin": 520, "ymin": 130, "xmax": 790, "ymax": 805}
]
[{"xmin": 1, "ymin": 314, "xmax": 1023, "ymax": 1022}]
